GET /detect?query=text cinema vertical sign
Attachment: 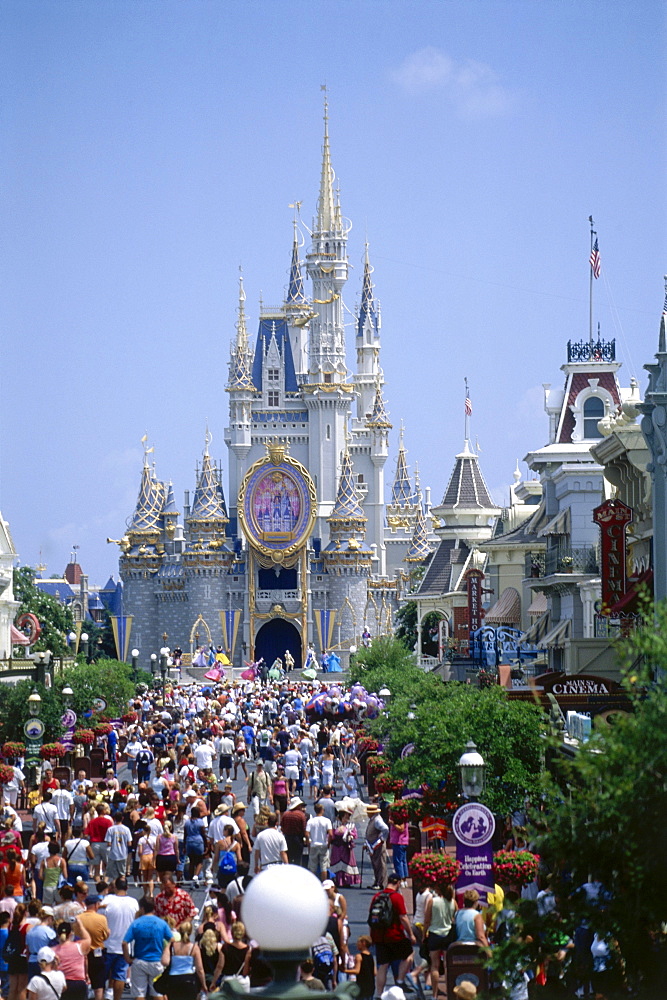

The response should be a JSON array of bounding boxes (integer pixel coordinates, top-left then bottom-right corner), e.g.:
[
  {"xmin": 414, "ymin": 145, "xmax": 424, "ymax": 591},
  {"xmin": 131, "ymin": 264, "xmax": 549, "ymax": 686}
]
[{"xmin": 593, "ymin": 499, "xmax": 633, "ymax": 611}]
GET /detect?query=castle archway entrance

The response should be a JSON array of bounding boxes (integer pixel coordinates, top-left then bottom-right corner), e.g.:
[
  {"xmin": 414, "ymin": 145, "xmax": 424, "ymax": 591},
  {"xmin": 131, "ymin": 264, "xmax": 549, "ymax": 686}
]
[{"xmin": 254, "ymin": 619, "xmax": 302, "ymax": 672}]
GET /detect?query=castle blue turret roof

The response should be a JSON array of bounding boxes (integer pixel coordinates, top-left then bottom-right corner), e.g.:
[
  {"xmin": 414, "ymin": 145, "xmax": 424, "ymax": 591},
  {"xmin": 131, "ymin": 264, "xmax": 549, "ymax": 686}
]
[
  {"xmin": 251, "ymin": 317, "xmax": 298, "ymax": 393},
  {"xmin": 367, "ymin": 378, "xmax": 392, "ymax": 428},
  {"xmin": 390, "ymin": 429, "xmax": 415, "ymax": 505},
  {"xmin": 329, "ymin": 450, "xmax": 367, "ymax": 523},
  {"xmin": 286, "ymin": 230, "xmax": 307, "ymax": 305},
  {"xmin": 357, "ymin": 248, "xmax": 379, "ymax": 340}
]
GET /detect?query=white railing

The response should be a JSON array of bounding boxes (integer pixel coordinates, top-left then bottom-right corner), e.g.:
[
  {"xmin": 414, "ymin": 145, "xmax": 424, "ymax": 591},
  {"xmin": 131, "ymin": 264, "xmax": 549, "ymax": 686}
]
[{"xmin": 256, "ymin": 590, "xmax": 300, "ymax": 603}]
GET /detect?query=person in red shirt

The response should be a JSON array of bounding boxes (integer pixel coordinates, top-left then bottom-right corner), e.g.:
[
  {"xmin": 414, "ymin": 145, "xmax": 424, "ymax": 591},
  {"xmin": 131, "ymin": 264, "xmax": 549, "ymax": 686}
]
[
  {"xmin": 368, "ymin": 872, "xmax": 416, "ymax": 995},
  {"xmin": 40, "ymin": 769, "xmax": 60, "ymax": 795},
  {"xmin": 86, "ymin": 805, "xmax": 113, "ymax": 879}
]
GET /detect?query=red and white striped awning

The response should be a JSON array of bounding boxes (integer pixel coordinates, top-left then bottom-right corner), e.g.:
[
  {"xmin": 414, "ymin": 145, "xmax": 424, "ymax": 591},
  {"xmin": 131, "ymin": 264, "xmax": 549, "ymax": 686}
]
[{"xmin": 10, "ymin": 625, "xmax": 30, "ymax": 646}]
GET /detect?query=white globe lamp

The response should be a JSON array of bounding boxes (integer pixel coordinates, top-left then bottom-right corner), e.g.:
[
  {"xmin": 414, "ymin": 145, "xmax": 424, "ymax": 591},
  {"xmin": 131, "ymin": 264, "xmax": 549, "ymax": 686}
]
[{"xmin": 242, "ymin": 865, "xmax": 329, "ymax": 982}]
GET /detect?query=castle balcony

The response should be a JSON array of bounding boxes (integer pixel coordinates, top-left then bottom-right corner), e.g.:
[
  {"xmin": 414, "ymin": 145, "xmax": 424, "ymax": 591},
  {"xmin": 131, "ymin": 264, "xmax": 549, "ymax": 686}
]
[
  {"xmin": 544, "ymin": 545, "xmax": 599, "ymax": 577},
  {"xmin": 255, "ymin": 589, "xmax": 302, "ymax": 613}
]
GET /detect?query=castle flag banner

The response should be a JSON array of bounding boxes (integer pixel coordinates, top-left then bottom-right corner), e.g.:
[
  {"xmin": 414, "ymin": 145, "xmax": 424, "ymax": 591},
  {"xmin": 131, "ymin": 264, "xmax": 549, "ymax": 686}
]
[
  {"xmin": 220, "ymin": 609, "xmax": 242, "ymax": 657},
  {"xmin": 110, "ymin": 615, "xmax": 133, "ymax": 662},
  {"xmin": 314, "ymin": 609, "xmax": 336, "ymax": 651}
]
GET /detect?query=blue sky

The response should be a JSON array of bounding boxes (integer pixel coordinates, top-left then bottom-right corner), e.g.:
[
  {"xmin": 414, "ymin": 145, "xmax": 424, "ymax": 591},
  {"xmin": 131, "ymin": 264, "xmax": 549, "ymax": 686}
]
[{"xmin": 2, "ymin": 0, "xmax": 665, "ymax": 585}]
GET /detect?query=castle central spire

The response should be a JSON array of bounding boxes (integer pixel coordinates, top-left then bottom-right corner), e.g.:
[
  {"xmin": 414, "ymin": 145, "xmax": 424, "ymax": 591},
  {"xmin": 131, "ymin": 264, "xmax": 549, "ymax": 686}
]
[{"xmin": 316, "ymin": 91, "xmax": 336, "ymax": 234}]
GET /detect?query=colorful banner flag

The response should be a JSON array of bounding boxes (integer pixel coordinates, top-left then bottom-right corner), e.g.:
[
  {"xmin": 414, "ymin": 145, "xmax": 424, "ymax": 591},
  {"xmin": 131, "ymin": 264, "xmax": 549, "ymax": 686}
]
[
  {"xmin": 109, "ymin": 615, "xmax": 133, "ymax": 662},
  {"xmin": 220, "ymin": 609, "xmax": 242, "ymax": 658},
  {"xmin": 314, "ymin": 609, "xmax": 336, "ymax": 651}
]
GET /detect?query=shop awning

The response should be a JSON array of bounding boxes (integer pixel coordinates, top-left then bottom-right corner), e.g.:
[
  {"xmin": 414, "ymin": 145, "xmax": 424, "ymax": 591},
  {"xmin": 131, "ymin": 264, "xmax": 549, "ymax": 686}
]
[
  {"xmin": 527, "ymin": 591, "xmax": 548, "ymax": 616},
  {"xmin": 521, "ymin": 612, "xmax": 550, "ymax": 645},
  {"xmin": 10, "ymin": 625, "xmax": 30, "ymax": 646},
  {"xmin": 609, "ymin": 569, "xmax": 653, "ymax": 614},
  {"xmin": 484, "ymin": 587, "xmax": 521, "ymax": 625},
  {"xmin": 538, "ymin": 507, "xmax": 571, "ymax": 538},
  {"xmin": 538, "ymin": 618, "xmax": 571, "ymax": 649}
]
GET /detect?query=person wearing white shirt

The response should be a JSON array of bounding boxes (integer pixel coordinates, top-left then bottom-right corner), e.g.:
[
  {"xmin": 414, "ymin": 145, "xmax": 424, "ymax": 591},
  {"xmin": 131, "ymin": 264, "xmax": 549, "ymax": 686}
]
[
  {"xmin": 306, "ymin": 803, "xmax": 333, "ymax": 879},
  {"xmin": 208, "ymin": 808, "xmax": 239, "ymax": 844},
  {"xmin": 2, "ymin": 763, "xmax": 24, "ymax": 807},
  {"xmin": 100, "ymin": 878, "xmax": 139, "ymax": 1000},
  {"xmin": 254, "ymin": 814, "xmax": 288, "ymax": 872},
  {"xmin": 51, "ymin": 782, "xmax": 74, "ymax": 839},
  {"xmin": 216, "ymin": 734, "xmax": 235, "ymax": 780},
  {"xmin": 104, "ymin": 815, "xmax": 133, "ymax": 882},
  {"xmin": 194, "ymin": 740, "xmax": 215, "ymax": 773}
]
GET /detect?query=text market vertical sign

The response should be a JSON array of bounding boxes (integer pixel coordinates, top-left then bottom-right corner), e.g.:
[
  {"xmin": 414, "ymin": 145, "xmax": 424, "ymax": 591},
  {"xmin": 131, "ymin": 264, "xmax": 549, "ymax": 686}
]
[
  {"xmin": 465, "ymin": 568, "xmax": 484, "ymax": 632},
  {"xmin": 593, "ymin": 499, "xmax": 632, "ymax": 611}
]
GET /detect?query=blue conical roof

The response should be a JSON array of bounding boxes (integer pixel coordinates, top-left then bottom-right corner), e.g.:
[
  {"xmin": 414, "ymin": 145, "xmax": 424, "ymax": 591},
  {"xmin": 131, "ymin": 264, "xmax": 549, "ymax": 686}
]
[
  {"xmin": 129, "ymin": 463, "xmax": 165, "ymax": 532},
  {"xmin": 189, "ymin": 452, "xmax": 228, "ymax": 523},
  {"xmin": 329, "ymin": 451, "xmax": 366, "ymax": 524}
]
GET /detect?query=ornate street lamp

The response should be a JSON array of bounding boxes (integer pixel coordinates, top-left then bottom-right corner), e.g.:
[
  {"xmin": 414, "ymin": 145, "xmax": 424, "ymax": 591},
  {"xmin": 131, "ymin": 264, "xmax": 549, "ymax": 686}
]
[
  {"xmin": 150, "ymin": 653, "xmax": 157, "ymax": 685},
  {"xmin": 131, "ymin": 649, "xmax": 140, "ymax": 683},
  {"xmin": 379, "ymin": 687, "xmax": 391, "ymax": 698},
  {"xmin": 61, "ymin": 685, "xmax": 74, "ymax": 707},
  {"xmin": 80, "ymin": 632, "xmax": 90, "ymax": 663},
  {"xmin": 213, "ymin": 865, "xmax": 354, "ymax": 1000},
  {"xmin": 458, "ymin": 740, "xmax": 486, "ymax": 800},
  {"xmin": 159, "ymin": 647, "xmax": 169, "ymax": 689},
  {"xmin": 28, "ymin": 689, "xmax": 42, "ymax": 717}
]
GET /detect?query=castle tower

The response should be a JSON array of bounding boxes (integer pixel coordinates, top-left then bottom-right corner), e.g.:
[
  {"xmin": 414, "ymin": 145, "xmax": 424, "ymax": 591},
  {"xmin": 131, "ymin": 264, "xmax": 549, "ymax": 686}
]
[
  {"xmin": 323, "ymin": 443, "xmax": 373, "ymax": 649},
  {"xmin": 226, "ymin": 275, "xmax": 256, "ymax": 524},
  {"xmin": 355, "ymin": 245, "xmax": 381, "ymax": 421},
  {"xmin": 118, "ymin": 447, "xmax": 167, "ymax": 657},
  {"xmin": 284, "ymin": 221, "xmax": 313, "ymax": 377},
  {"xmin": 405, "ymin": 466, "xmax": 433, "ymax": 564},
  {"xmin": 303, "ymin": 95, "xmax": 354, "ymax": 538},
  {"xmin": 431, "ymin": 437, "xmax": 501, "ymax": 544}
]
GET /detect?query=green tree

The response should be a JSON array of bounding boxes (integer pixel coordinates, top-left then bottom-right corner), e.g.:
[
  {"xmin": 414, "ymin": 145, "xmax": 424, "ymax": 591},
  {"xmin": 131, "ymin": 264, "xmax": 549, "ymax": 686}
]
[
  {"xmin": 13, "ymin": 567, "xmax": 74, "ymax": 655},
  {"xmin": 56, "ymin": 659, "xmax": 139, "ymax": 720},
  {"xmin": 531, "ymin": 607, "xmax": 667, "ymax": 990},
  {"xmin": 351, "ymin": 636, "xmax": 546, "ymax": 814},
  {"xmin": 0, "ymin": 679, "xmax": 66, "ymax": 744}
]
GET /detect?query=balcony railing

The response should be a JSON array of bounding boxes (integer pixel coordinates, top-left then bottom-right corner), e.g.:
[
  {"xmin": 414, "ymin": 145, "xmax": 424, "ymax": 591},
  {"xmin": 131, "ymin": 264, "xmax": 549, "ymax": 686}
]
[
  {"xmin": 525, "ymin": 552, "xmax": 546, "ymax": 578},
  {"xmin": 256, "ymin": 590, "xmax": 300, "ymax": 603},
  {"xmin": 544, "ymin": 545, "xmax": 599, "ymax": 576},
  {"xmin": 567, "ymin": 338, "xmax": 615, "ymax": 363}
]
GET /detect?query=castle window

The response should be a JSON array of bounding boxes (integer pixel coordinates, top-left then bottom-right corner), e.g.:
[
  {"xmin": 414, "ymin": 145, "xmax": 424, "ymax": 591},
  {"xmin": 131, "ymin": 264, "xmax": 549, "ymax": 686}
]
[
  {"xmin": 357, "ymin": 474, "xmax": 364, "ymax": 484},
  {"xmin": 583, "ymin": 396, "xmax": 604, "ymax": 438},
  {"xmin": 267, "ymin": 390, "xmax": 280, "ymax": 407},
  {"xmin": 267, "ymin": 368, "xmax": 279, "ymax": 382},
  {"xmin": 326, "ymin": 425, "xmax": 331, "ymax": 440},
  {"xmin": 323, "ymin": 373, "xmax": 332, "ymax": 384},
  {"xmin": 203, "ymin": 584, "xmax": 211, "ymax": 600}
]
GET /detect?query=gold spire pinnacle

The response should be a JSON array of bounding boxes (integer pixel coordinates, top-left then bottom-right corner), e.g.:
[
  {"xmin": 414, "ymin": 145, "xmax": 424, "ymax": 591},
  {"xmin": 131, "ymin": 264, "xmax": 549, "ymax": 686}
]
[{"xmin": 317, "ymin": 88, "xmax": 336, "ymax": 234}]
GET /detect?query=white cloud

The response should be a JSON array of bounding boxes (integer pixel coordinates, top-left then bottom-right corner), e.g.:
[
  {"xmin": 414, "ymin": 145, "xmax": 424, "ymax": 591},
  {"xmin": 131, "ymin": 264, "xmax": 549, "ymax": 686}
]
[{"xmin": 391, "ymin": 47, "xmax": 514, "ymax": 118}]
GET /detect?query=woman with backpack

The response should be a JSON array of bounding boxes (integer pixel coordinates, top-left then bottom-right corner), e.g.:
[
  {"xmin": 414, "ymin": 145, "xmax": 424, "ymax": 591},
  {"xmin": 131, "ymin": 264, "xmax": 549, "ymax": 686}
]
[{"xmin": 212, "ymin": 825, "xmax": 242, "ymax": 890}]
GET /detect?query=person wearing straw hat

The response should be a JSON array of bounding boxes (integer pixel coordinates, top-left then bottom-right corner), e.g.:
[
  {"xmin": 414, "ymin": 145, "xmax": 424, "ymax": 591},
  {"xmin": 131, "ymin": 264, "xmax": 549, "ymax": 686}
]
[{"xmin": 364, "ymin": 804, "xmax": 388, "ymax": 890}]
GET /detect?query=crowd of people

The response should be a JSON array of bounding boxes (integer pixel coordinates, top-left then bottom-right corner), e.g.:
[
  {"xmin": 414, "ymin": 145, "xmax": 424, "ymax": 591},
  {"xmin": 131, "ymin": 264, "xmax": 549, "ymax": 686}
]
[{"xmin": 0, "ymin": 668, "xmax": 618, "ymax": 1000}]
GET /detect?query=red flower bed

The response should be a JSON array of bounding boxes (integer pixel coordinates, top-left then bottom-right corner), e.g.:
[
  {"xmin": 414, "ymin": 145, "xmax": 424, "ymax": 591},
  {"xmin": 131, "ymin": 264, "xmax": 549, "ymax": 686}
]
[
  {"xmin": 1, "ymin": 743, "xmax": 25, "ymax": 759},
  {"xmin": 357, "ymin": 737, "xmax": 380, "ymax": 756},
  {"xmin": 40, "ymin": 743, "xmax": 67, "ymax": 760},
  {"xmin": 366, "ymin": 755, "xmax": 390, "ymax": 775},
  {"xmin": 409, "ymin": 851, "xmax": 461, "ymax": 887},
  {"xmin": 121, "ymin": 712, "xmax": 138, "ymax": 724},
  {"xmin": 73, "ymin": 729, "xmax": 95, "ymax": 746},
  {"xmin": 493, "ymin": 851, "xmax": 540, "ymax": 888},
  {"xmin": 375, "ymin": 774, "xmax": 405, "ymax": 797},
  {"xmin": 0, "ymin": 764, "xmax": 15, "ymax": 784},
  {"xmin": 93, "ymin": 723, "xmax": 113, "ymax": 737}
]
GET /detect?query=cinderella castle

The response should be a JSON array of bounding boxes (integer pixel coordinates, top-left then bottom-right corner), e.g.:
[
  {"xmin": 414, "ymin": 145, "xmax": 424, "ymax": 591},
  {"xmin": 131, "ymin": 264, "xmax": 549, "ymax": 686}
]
[{"xmin": 112, "ymin": 101, "xmax": 439, "ymax": 670}]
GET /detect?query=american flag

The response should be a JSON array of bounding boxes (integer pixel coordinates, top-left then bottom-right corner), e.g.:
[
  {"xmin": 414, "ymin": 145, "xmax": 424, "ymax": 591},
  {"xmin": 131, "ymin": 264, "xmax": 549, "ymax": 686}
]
[
  {"xmin": 465, "ymin": 395, "xmax": 472, "ymax": 416},
  {"xmin": 589, "ymin": 238, "xmax": 601, "ymax": 279}
]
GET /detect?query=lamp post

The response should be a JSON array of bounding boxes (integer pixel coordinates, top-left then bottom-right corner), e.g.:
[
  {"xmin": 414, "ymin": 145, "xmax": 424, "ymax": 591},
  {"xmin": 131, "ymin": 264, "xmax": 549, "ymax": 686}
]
[
  {"xmin": 80, "ymin": 632, "xmax": 90, "ymax": 664},
  {"xmin": 159, "ymin": 647, "xmax": 169, "ymax": 689},
  {"xmin": 457, "ymin": 740, "xmax": 486, "ymax": 800},
  {"xmin": 26, "ymin": 689, "xmax": 43, "ymax": 786},
  {"xmin": 62, "ymin": 685, "xmax": 74, "ymax": 707},
  {"xmin": 67, "ymin": 631, "xmax": 76, "ymax": 655},
  {"xmin": 150, "ymin": 653, "xmax": 157, "ymax": 687},
  {"xmin": 212, "ymin": 865, "xmax": 355, "ymax": 1000},
  {"xmin": 131, "ymin": 649, "xmax": 140, "ymax": 683}
]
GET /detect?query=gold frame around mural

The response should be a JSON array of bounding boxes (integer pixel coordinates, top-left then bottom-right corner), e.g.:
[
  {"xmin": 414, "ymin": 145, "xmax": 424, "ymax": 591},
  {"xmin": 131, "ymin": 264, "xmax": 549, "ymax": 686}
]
[{"xmin": 237, "ymin": 442, "xmax": 317, "ymax": 565}]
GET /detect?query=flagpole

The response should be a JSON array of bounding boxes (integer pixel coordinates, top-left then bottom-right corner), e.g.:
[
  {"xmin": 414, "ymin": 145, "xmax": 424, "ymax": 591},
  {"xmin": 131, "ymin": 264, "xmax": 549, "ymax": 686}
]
[
  {"xmin": 589, "ymin": 216, "xmax": 595, "ymax": 347},
  {"xmin": 464, "ymin": 377, "xmax": 470, "ymax": 444}
]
